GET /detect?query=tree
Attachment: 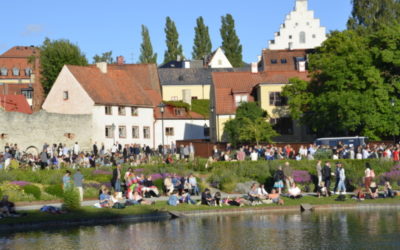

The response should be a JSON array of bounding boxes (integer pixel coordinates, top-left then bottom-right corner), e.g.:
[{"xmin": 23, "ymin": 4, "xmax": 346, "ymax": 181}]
[
  {"xmin": 282, "ymin": 26, "xmax": 400, "ymax": 140},
  {"xmin": 220, "ymin": 14, "xmax": 243, "ymax": 67},
  {"xmin": 192, "ymin": 17, "xmax": 212, "ymax": 60},
  {"xmin": 223, "ymin": 102, "xmax": 278, "ymax": 146},
  {"xmin": 139, "ymin": 25, "xmax": 157, "ymax": 64},
  {"xmin": 164, "ymin": 17, "xmax": 184, "ymax": 63},
  {"xmin": 93, "ymin": 51, "xmax": 114, "ymax": 64},
  {"xmin": 347, "ymin": 0, "xmax": 400, "ymax": 29},
  {"xmin": 40, "ymin": 38, "xmax": 88, "ymax": 93}
]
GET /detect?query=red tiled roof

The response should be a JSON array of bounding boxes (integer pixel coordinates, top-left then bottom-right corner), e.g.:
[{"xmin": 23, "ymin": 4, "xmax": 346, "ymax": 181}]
[
  {"xmin": 1, "ymin": 46, "xmax": 39, "ymax": 57},
  {"xmin": 154, "ymin": 105, "xmax": 205, "ymax": 120},
  {"xmin": 66, "ymin": 64, "xmax": 162, "ymax": 107},
  {"xmin": 212, "ymin": 71, "xmax": 310, "ymax": 115},
  {"xmin": 0, "ymin": 58, "xmax": 33, "ymax": 79},
  {"xmin": 0, "ymin": 94, "xmax": 32, "ymax": 114},
  {"xmin": 261, "ymin": 49, "xmax": 313, "ymax": 72}
]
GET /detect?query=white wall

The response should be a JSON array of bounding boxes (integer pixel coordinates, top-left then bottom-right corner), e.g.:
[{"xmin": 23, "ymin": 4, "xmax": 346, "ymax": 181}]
[
  {"xmin": 208, "ymin": 48, "xmax": 233, "ymax": 68},
  {"xmin": 91, "ymin": 105, "xmax": 155, "ymax": 149},
  {"xmin": 154, "ymin": 119, "xmax": 209, "ymax": 146},
  {"xmin": 268, "ymin": 0, "xmax": 326, "ymax": 50}
]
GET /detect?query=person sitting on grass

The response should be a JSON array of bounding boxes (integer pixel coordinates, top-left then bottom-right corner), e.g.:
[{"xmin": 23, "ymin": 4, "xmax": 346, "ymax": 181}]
[
  {"xmin": 164, "ymin": 176, "xmax": 174, "ymax": 196},
  {"xmin": 369, "ymin": 182, "xmax": 379, "ymax": 199},
  {"xmin": 142, "ymin": 176, "xmax": 160, "ymax": 198},
  {"xmin": 268, "ymin": 189, "xmax": 284, "ymax": 205},
  {"xmin": 383, "ymin": 181, "xmax": 395, "ymax": 198},
  {"xmin": 201, "ymin": 188, "xmax": 215, "ymax": 206},
  {"xmin": 129, "ymin": 191, "xmax": 155, "ymax": 205},
  {"xmin": 288, "ymin": 183, "xmax": 302, "ymax": 199},
  {"xmin": 180, "ymin": 190, "xmax": 196, "ymax": 205},
  {"xmin": 99, "ymin": 188, "xmax": 113, "ymax": 208},
  {"xmin": 248, "ymin": 183, "xmax": 262, "ymax": 205},
  {"xmin": 0, "ymin": 195, "xmax": 19, "ymax": 217},
  {"xmin": 354, "ymin": 187, "xmax": 365, "ymax": 201},
  {"xmin": 223, "ymin": 197, "xmax": 246, "ymax": 207},
  {"xmin": 257, "ymin": 184, "xmax": 269, "ymax": 199},
  {"xmin": 168, "ymin": 191, "xmax": 179, "ymax": 206},
  {"xmin": 317, "ymin": 181, "xmax": 328, "ymax": 198}
]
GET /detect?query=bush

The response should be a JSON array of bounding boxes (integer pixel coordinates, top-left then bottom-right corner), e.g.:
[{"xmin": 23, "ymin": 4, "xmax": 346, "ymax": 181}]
[
  {"xmin": 63, "ymin": 187, "xmax": 81, "ymax": 211},
  {"xmin": 44, "ymin": 184, "xmax": 64, "ymax": 198},
  {"xmin": 23, "ymin": 184, "xmax": 41, "ymax": 200}
]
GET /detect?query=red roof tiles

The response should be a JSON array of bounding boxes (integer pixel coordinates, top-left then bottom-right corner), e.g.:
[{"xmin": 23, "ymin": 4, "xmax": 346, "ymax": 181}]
[
  {"xmin": 0, "ymin": 94, "xmax": 32, "ymax": 114},
  {"xmin": 261, "ymin": 49, "xmax": 313, "ymax": 72},
  {"xmin": 1, "ymin": 46, "xmax": 39, "ymax": 57},
  {"xmin": 154, "ymin": 105, "xmax": 205, "ymax": 120}
]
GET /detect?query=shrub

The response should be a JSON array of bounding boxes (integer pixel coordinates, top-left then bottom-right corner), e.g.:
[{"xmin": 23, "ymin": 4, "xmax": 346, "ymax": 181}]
[
  {"xmin": 153, "ymin": 179, "xmax": 164, "ymax": 193},
  {"xmin": 44, "ymin": 184, "xmax": 64, "ymax": 198},
  {"xmin": 292, "ymin": 170, "xmax": 312, "ymax": 184},
  {"xmin": 63, "ymin": 187, "xmax": 81, "ymax": 211},
  {"xmin": 23, "ymin": 184, "xmax": 41, "ymax": 200}
]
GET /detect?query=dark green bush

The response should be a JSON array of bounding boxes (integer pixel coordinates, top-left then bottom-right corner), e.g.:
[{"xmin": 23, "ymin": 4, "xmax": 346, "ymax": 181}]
[
  {"xmin": 44, "ymin": 184, "xmax": 64, "ymax": 198},
  {"xmin": 153, "ymin": 179, "xmax": 164, "ymax": 193},
  {"xmin": 23, "ymin": 184, "xmax": 41, "ymax": 200},
  {"xmin": 63, "ymin": 187, "xmax": 81, "ymax": 211}
]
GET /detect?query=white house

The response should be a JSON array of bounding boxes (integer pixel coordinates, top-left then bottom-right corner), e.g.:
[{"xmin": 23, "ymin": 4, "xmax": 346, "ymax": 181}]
[
  {"xmin": 268, "ymin": 0, "xmax": 326, "ymax": 50},
  {"xmin": 207, "ymin": 47, "xmax": 233, "ymax": 68},
  {"xmin": 42, "ymin": 63, "xmax": 161, "ymax": 149}
]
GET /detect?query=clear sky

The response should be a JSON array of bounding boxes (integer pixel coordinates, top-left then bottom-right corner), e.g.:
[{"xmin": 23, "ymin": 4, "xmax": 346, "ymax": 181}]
[{"xmin": 1, "ymin": 0, "xmax": 352, "ymax": 64}]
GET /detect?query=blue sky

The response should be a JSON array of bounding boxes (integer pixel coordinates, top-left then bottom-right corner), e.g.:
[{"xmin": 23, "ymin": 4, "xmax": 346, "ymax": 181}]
[{"xmin": 1, "ymin": 0, "xmax": 352, "ymax": 64}]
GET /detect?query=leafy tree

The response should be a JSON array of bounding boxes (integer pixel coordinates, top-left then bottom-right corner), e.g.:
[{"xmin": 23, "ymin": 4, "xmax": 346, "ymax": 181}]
[
  {"xmin": 139, "ymin": 25, "xmax": 157, "ymax": 64},
  {"xmin": 93, "ymin": 51, "xmax": 114, "ymax": 64},
  {"xmin": 164, "ymin": 17, "xmax": 184, "ymax": 63},
  {"xmin": 224, "ymin": 102, "xmax": 278, "ymax": 146},
  {"xmin": 192, "ymin": 17, "xmax": 212, "ymax": 60},
  {"xmin": 40, "ymin": 38, "xmax": 88, "ymax": 93},
  {"xmin": 347, "ymin": 0, "xmax": 400, "ymax": 29},
  {"xmin": 282, "ymin": 26, "xmax": 400, "ymax": 140},
  {"xmin": 220, "ymin": 14, "xmax": 243, "ymax": 67}
]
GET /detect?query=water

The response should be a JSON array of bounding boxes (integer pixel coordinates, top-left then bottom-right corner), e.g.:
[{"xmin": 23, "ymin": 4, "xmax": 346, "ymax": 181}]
[{"xmin": 1, "ymin": 209, "xmax": 400, "ymax": 250}]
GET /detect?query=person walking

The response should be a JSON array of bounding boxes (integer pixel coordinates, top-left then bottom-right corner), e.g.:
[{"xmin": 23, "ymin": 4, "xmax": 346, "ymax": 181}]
[
  {"xmin": 333, "ymin": 162, "xmax": 341, "ymax": 194},
  {"xmin": 73, "ymin": 169, "xmax": 84, "ymax": 202},
  {"xmin": 63, "ymin": 170, "xmax": 72, "ymax": 190},
  {"xmin": 322, "ymin": 162, "xmax": 332, "ymax": 196},
  {"xmin": 316, "ymin": 160, "xmax": 322, "ymax": 186},
  {"xmin": 189, "ymin": 143, "xmax": 195, "ymax": 161},
  {"xmin": 337, "ymin": 164, "xmax": 346, "ymax": 194}
]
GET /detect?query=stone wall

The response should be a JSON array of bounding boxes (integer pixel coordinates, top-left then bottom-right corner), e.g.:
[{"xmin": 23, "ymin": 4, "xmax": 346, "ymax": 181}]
[{"xmin": 0, "ymin": 110, "xmax": 92, "ymax": 153}]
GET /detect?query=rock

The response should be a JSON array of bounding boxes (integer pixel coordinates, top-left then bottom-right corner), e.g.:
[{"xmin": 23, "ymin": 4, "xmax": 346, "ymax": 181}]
[{"xmin": 234, "ymin": 181, "xmax": 258, "ymax": 194}]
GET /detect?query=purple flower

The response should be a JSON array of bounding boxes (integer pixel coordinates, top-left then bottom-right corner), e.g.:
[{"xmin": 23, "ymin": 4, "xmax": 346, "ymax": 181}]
[
  {"xmin": 10, "ymin": 181, "xmax": 31, "ymax": 187},
  {"xmin": 151, "ymin": 173, "xmax": 163, "ymax": 180},
  {"xmin": 92, "ymin": 170, "xmax": 112, "ymax": 175},
  {"xmin": 292, "ymin": 170, "xmax": 312, "ymax": 184},
  {"xmin": 134, "ymin": 168, "xmax": 144, "ymax": 173}
]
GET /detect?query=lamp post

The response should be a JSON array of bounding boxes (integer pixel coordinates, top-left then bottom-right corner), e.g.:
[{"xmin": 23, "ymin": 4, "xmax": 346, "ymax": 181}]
[{"xmin": 158, "ymin": 103, "xmax": 166, "ymax": 155}]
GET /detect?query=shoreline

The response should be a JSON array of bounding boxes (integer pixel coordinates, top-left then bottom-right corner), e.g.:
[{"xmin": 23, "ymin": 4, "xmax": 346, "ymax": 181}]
[{"xmin": 2, "ymin": 201, "xmax": 400, "ymax": 234}]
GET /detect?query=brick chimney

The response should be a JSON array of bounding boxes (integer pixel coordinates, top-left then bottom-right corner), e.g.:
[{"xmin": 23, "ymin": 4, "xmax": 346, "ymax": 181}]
[{"xmin": 116, "ymin": 56, "xmax": 125, "ymax": 65}]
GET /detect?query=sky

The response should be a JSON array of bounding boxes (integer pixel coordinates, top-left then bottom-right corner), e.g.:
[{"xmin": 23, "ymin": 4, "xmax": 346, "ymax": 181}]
[{"xmin": 1, "ymin": 0, "xmax": 352, "ymax": 64}]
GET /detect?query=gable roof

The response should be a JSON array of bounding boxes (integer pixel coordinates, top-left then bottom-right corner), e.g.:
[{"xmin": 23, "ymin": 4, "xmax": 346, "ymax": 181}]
[
  {"xmin": 66, "ymin": 64, "xmax": 161, "ymax": 107},
  {"xmin": 212, "ymin": 71, "xmax": 309, "ymax": 115},
  {"xmin": 1, "ymin": 46, "xmax": 39, "ymax": 58},
  {"xmin": 0, "ymin": 94, "xmax": 32, "ymax": 114}
]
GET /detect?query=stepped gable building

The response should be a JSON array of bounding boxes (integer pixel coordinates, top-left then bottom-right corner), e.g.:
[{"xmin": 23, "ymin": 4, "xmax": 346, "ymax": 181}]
[
  {"xmin": 268, "ymin": 0, "xmax": 326, "ymax": 50},
  {"xmin": 0, "ymin": 46, "xmax": 44, "ymax": 111}
]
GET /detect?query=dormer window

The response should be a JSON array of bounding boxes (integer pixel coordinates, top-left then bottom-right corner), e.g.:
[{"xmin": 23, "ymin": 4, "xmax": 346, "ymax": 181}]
[
  {"xmin": 25, "ymin": 68, "xmax": 32, "ymax": 76},
  {"xmin": 174, "ymin": 108, "xmax": 185, "ymax": 116},
  {"xmin": 0, "ymin": 68, "xmax": 7, "ymax": 76},
  {"xmin": 12, "ymin": 68, "xmax": 20, "ymax": 76},
  {"xmin": 235, "ymin": 95, "xmax": 248, "ymax": 107},
  {"xmin": 271, "ymin": 59, "xmax": 278, "ymax": 64}
]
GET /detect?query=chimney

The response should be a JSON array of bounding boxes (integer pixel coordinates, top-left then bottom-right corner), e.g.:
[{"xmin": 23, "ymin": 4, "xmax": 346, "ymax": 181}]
[
  {"xmin": 116, "ymin": 56, "xmax": 125, "ymax": 65},
  {"xmin": 183, "ymin": 60, "xmax": 190, "ymax": 69},
  {"xmin": 288, "ymin": 42, "xmax": 293, "ymax": 50},
  {"xmin": 251, "ymin": 62, "xmax": 258, "ymax": 73},
  {"xmin": 96, "ymin": 62, "xmax": 107, "ymax": 74}
]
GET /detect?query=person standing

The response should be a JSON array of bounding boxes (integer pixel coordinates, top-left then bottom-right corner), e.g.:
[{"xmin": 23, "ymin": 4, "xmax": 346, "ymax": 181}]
[
  {"xmin": 322, "ymin": 162, "xmax": 332, "ymax": 196},
  {"xmin": 333, "ymin": 162, "xmax": 341, "ymax": 194},
  {"xmin": 337, "ymin": 164, "xmax": 346, "ymax": 194},
  {"xmin": 189, "ymin": 143, "xmax": 195, "ymax": 161},
  {"xmin": 316, "ymin": 160, "xmax": 322, "ymax": 187},
  {"xmin": 273, "ymin": 166, "xmax": 285, "ymax": 194},
  {"xmin": 111, "ymin": 165, "xmax": 122, "ymax": 192},
  {"xmin": 93, "ymin": 142, "xmax": 98, "ymax": 157},
  {"xmin": 73, "ymin": 169, "xmax": 84, "ymax": 202},
  {"xmin": 63, "ymin": 170, "xmax": 72, "ymax": 190},
  {"xmin": 39, "ymin": 150, "xmax": 48, "ymax": 170},
  {"xmin": 364, "ymin": 163, "xmax": 373, "ymax": 192},
  {"xmin": 73, "ymin": 142, "xmax": 80, "ymax": 157}
]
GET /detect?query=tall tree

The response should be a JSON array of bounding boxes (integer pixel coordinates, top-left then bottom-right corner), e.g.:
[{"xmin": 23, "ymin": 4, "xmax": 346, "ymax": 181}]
[
  {"xmin": 40, "ymin": 38, "xmax": 88, "ymax": 93},
  {"xmin": 220, "ymin": 14, "xmax": 243, "ymax": 67},
  {"xmin": 93, "ymin": 51, "xmax": 114, "ymax": 64},
  {"xmin": 192, "ymin": 17, "xmax": 212, "ymax": 60},
  {"xmin": 139, "ymin": 25, "xmax": 157, "ymax": 64},
  {"xmin": 164, "ymin": 17, "xmax": 184, "ymax": 63},
  {"xmin": 224, "ymin": 102, "xmax": 278, "ymax": 146},
  {"xmin": 282, "ymin": 26, "xmax": 400, "ymax": 140},
  {"xmin": 347, "ymin": 0, "xmax": 400, "ymax": 29}
]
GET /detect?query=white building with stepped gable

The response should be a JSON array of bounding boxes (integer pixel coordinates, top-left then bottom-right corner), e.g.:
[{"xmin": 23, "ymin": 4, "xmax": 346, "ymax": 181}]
[{"xmin": 268, "ymin": 0, "xmax": 326, "ymax": 50}]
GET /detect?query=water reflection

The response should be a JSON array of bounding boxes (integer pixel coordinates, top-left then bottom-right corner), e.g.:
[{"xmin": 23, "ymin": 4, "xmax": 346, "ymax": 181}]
[{"xmin": 1, "ymin": 210, "xmax": 400, "ymax": 250}]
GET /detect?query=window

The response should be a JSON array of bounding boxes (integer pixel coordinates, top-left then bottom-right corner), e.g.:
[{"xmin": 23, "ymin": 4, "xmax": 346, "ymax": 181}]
[
  {"xmin": 119, "ymin": 126, "xmax": 127, "ymax": 138},
  {"xmin": 132, "ymin": 126, "xmax": 139, "ymax": 139},
  {"xmin": 0, "ymin": 68, "xmax": 7, "ymax": 76},
  {"xmin": 166, "ymin": 127, "xmax": 174, "ymax": 136},
  {"xmin": 271, "ymin": 59, "xmax": 278, "ymax": 64},
  {"xmin": 63, "ymin": 91, "xmax": 69, "ymax": 100},
  {"xmin": 269, "ymin": 92, "xmax": 288, "ymax": 106},
  {"xmin": 299, "ymin": 31, "xmax": 306, "ymax": 44},
  {"xmin": 218, "ymin": 60, "xmax": 222, "ymax": 65},
  {"xmin": 25, "ymin": 68, "xmax": 32, "ymax": 77},
  {"xmin": 289, "ymin": 35, "xmax": 292, "ymax": 39},
  {"xmin": 118, "ymin": 106, "xmax": 126, "ymax": 116},
  {"xmin": 21, "ymin": 89, "xmax": 33, "ymax": 99},
  {"xmin": 105, "ymin": 106, "xmax": 112, "ymax": 115},
  {"xmin": 12, "ymin": 68, "xmax": 20, "ymax": 76},
  {"xmin": 131, "ymin": 107, "xmax": 138, "ymax": 116},
  {"xmin": 105, "ymin": 126, "xmax": 113, "ymax": 138},
  {"xmin": 191, "ymin": 96, "xmax": 198, "ymax": 100},
  {"xmin": 271, "ymin": 117, "xmax": 293, "ymax": 135},
  {"xmin": 235, "ymin": 95, "xmax": 248, "ymax": 107},
  {"xmin": 281, "ymin": 59, "xmax": 287, "ymax": 64},
  {"xmin": 174, "ymin": 108, "xmax": 185, "ymax": 116},
  {"xmin": 143, "ymin": 126, "xmax": 150, "ymax": 139},
  {"xmin": 312, "ymin": 34, "xmax": 316, "ymax": 39}
]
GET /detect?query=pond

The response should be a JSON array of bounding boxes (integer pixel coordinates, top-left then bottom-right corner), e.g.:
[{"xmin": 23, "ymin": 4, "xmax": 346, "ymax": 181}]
[{"xmin": 1, "ymin": 209, "xmax": 400, "ymax": 250}]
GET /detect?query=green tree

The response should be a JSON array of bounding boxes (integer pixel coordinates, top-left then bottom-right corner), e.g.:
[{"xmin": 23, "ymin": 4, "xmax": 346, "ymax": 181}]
[
  {"xmin": 282, "ymin": 27, "xmax": 400, "ymax": 139},
  {"xmin": 192, "ymin": 17, "xmax": 212, "ymax": 60},
  {"xmin": 93, "ymin": 51, "xmax": 114, "ymax": 64},
  {"xmin": 347, "ymin": 0, "xmax": 400, "ymax": 29},
  {"xmin": 224, "ymin": 102, "xmax": 278, "ymax": 145},
  {"xmin": 40, "ymin": 38, "xmax": 88, "ymax": 93},
  {"xmin": 164, "ymin": 17, "xmax": 184, "ymax": 63},
  {"xmin": 139, "ymin": 25, "xmax": 157, "ymax": 64},
  {"xmin": 220, "ymin": 14, "xmax": 243, "ymax": 67}
]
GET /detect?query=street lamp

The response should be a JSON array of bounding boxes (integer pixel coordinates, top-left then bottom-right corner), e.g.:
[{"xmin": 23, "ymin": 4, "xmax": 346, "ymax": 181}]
[{"xmin": 158, "ymin": 102, "xmax": 166, "ymax": 155}]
